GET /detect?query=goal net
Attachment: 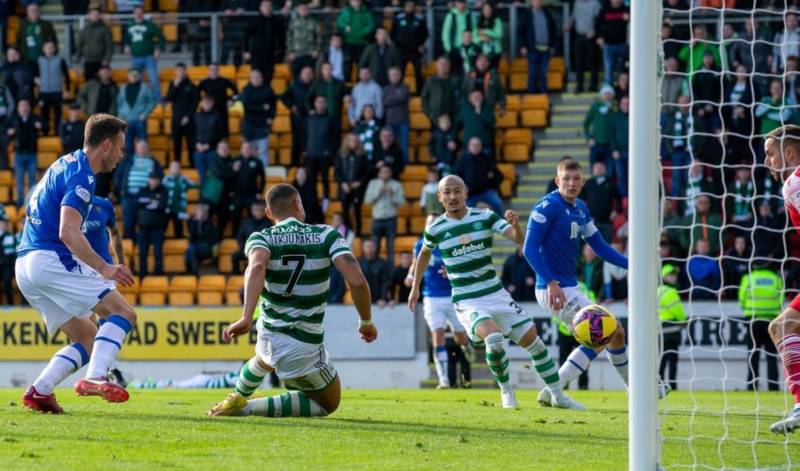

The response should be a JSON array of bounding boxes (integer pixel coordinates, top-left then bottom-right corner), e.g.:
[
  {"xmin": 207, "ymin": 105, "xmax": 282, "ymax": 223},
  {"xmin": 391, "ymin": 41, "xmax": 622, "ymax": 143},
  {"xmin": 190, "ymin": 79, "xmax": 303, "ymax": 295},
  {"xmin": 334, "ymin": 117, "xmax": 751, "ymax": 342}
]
[{"xmin": 657, "ymin": 2, "xmax": 798, "ymax": 468}]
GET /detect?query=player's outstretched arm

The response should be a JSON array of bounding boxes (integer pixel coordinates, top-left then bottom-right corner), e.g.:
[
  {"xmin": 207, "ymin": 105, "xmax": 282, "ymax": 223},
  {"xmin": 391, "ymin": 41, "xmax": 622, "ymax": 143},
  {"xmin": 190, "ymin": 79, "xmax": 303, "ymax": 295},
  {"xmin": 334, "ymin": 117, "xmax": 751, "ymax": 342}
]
[
  {"xmin": 502, "ymin": 210, "xmax": 525, "ymax": 246},
  {"xmin": 59, "ymin": 206, "xmax": 134, "ymax": 286},
  {"xmin": 407, "ymin": 246, "xmax": 432, "ymax": 313},
  {"xmin": 224, "ymin": 246, "xmax": 270, "ymax": 342},
  {"xmin": 334, "ymin": 253, "xmax": 377, "ymax": 343},
  {"xmin": 585, "ymin": 232, "xmax": 628, "ymax": 269}
]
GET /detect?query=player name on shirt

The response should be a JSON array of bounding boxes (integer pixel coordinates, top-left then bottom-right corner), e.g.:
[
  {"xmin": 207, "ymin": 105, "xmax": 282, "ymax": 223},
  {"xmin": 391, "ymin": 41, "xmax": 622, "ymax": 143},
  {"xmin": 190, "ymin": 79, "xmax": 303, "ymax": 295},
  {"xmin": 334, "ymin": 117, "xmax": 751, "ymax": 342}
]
[{"xmin": 244, "ymin": 218, "xmax": 351, "ymax": 345}]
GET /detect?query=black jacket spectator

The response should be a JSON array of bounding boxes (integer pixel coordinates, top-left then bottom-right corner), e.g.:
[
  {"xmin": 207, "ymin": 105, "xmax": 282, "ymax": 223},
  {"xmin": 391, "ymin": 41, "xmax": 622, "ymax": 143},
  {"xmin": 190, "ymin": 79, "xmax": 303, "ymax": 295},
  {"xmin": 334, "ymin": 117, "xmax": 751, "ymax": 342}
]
[
  {"xmin": 359, "ymin": 253, "xmax": 391, "ymax": 303},
  {"xmin": 306, "ymin": 111, "xmax": 335, "ymax": 158},
  {"xmin": 372, "ymin": 140, "xmax": 405, "ymax": 180},
  {"xmin": 230, "ymin": 154, "xmax": 266, "ymax": 207},
  {"xmin": 391, "ymin": 9, "xmax": 428, "ymax": 89},
  {"xmin": 580, "ymin": 172, "xmax": 621, "ymax": 235},
  {"xmin": 199, "ymin": 73, "xmax": 238, "ymax": 136},
  {"xmin": 2, "ymin": 55, "xmax": 35, "ymax": 101},
  {"xmin": 245, "ymin": 4, "xmax": 285, "ymax": 82},
  {"xmin": 294, "ymin": 171, "xmax": 324, "ymax": 225},
  {"xmin": 307, "ymin": 76, "xmax": 346, "ymax": 128},
  {"xmin": 195, "ymin": 108, "xmax": 223, "ymax": 149},
  {"xmin": 166, "ymin": 75, "xmax": 200, "ymax": 163},
  {"xmin": 335, "ymin": 147, "xmax": 370, "ymax": 236},
  {"xmin": 382, "ymin": 80, "xmax": 410, "ymax": 127},
  {"xmin": 453, "ymin": 148, "xmax": 499, "ymax": 196},
  {"xmin": 220, "ymin": 0, "xmax": 248, "ymax": 67},
  {"xmin": 517, "ymin": 5, "xmax": 557, "ymax": 51},
  {"xmin": 9, "ymin": 113, "xmax": 41, "ymax": 153},
  {"xmin": 59, "ymin": 118, "xmax": 85, "ymax": 153},
  {"xmin": 137, "ymin": 183, "xmax": 168, "ymax": 229},
  {"xmin": 186, "ymin": 208, "xmax": 220, "ymax": 275},
  {"xmin": 241, "ymin": 81, "xmax": 276, "ymax": 141},
  {"xmin": 597, "ymin": 2, "xmax": 629, "ymax": 46},
  {"xmin": 281, "ymin": 74, "xmax": 313, "ymax": 166},
  {"xmin": 390, "ymin": 261, "xmax": 412, "ymax": 303},
  {"xmin": 502, "ymin": 250, "xmax": 537, "ymax": 302},
  {"xmin": 429, "ymin": 122, "xmax": 458, "ymax": 169}
]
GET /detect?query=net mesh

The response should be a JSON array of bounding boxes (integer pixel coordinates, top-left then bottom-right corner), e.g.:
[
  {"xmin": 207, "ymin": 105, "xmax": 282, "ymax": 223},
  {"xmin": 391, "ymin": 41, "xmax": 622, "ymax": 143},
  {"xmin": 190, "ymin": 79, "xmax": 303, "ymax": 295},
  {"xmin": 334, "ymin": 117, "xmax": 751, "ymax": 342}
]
[{"xmin": 658, "ymin": 2, "xmax": 799, "ymax": 468}]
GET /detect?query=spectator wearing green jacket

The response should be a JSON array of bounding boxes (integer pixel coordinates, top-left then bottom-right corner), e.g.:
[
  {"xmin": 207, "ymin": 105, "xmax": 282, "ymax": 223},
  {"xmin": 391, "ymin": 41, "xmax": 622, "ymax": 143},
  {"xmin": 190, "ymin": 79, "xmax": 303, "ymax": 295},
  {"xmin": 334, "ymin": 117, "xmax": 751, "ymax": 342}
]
[
  {"xmin": 117, "ymin": 68, "xmax": 157, "ymax": 158},
  {"xmin": 124, "ymin": 7, "xmax": 166, "ymax": 100},
  {"xmin": 76, "ymin": 7, "xmax": 114, "ymax": 81},
  {"xmin": 17, "ymin": 4, "xmax": 57, "ymax": 64},
  {"xmin": 163, "ymin": 160, "xmax": 198, "ymax": 239},
  {"xmin": 610, "ymin": 96, "xmax": 629, "ymax": 196},
  {"xmin": 441, "ymin": 0, "xmax": 473, "ymax": 65},
  {"xmin": 455, "ymin": 89, "xmax": 495, "ymax": 151},
  {"xmin": 475, "ymin": 3, "xmax": 504, "ymax": 69},
  {"xmin": 677, "ymin": 25, "xmax": 721, "ymax": 80},
  {"xmin": 461, "ymin": 54, "xmax": 506, "ymax": 111},
  {"xmin": 583, "ymin": 84, "xmax": 616, "ymax": 172},
  {"xmin": 755, "ymin": 80, "xmax": 793, "ymax": 136},
  {"xmin": 337, "ymin": 0, "xmax": 375, "ymax": 81},
  {"xmin": 658, "ymin": 264, "xmax": 686, "ymax": 391}
]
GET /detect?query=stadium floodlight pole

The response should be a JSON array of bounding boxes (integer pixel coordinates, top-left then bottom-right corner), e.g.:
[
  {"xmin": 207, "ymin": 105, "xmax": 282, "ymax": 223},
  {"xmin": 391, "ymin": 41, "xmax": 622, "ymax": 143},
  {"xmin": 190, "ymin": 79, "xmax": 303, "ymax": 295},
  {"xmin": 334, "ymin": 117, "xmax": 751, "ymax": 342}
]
[{"xmin": 628, "ymin": 0, "xmax": 660, "ymax": 470}]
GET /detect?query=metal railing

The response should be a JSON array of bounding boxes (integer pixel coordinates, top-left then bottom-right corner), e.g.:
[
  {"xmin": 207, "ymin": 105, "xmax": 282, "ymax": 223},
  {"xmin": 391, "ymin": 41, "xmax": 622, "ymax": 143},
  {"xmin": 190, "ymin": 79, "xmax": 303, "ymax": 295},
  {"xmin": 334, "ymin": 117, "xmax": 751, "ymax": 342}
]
[{"xmin": 41, "ymin": 2, "xmax": 571, "ymax": 70}]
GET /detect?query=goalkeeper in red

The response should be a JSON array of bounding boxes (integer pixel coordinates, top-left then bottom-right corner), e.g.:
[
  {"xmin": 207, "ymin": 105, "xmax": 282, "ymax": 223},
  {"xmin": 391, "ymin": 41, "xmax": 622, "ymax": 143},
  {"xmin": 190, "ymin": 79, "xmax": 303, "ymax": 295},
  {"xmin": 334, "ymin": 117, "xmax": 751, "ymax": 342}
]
[{"xmin": 763, "ymin": 125, "xmax": 800, "ymax": 434}]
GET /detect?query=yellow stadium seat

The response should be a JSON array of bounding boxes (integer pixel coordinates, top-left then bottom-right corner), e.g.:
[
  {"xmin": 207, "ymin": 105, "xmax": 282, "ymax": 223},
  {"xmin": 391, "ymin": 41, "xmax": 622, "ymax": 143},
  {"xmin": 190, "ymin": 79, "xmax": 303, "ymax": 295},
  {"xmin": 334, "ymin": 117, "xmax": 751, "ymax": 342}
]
[
  {"xmin": 500, "ymin": 180, "xmax": 512, "ymax": 198},
  {"xmin": 37, "ymin": 153, "xmax": 58, "ymax": 170},
  {"xmin": 271, "ymin": 79, "xmax": 287, "ymax": 95},
  {"xmin": 38, "ymin": 136, "xmax": 62, "ymax": 152},
  {"xmin": 400, "ymin": 165, "xmax": 428, "ymax": 181},
  {"xmin": 225, "ymin": 276, "xmax": 244, "ymax": 305},
  {"xmin": 0, "ymin": 170, "xmax": 11, "ymax": 186},
  {"xmin": 147, "ymin": 118, "xmax": 160, "ymax": 135},
  {"xmin": 197, "ymin": 275, "xmax": 225, "ymax": 305},
  {"xmin": 547, "ymin": 71, "xmax": 564, "ymax": 91},
  {"xmin": 219, "ymin": 239, "xmax": 239, "ymax": 255},
  {"xmin": 276, "ymin": 101, "xmax": 290, "ymax": 116},
  {"xmin": 416, "ymin": 146, "xmax": 432, "ymax": 163},
  {"xmin": 410, "ymin": 216, "xmax": 426, "ymax": 234},
  {"xmin": 237, "ymin": 64, "xmax": 252, "ymax": 79},
  {"xmin": 187, "ymin": 66, "xmax": 209, "ymax": 82},
  {"xmin": 495, "ymin": 110, "xmax": 518, "ymax": 129},
  {"xmin": 274, "ymin": 64, "xmax": 290, "ymax": 79},
  {"xmin": 522, "ymin": 94, "xmax": 549, "ymax": 110},
  {"xmin": 505, "ymin": 128, "xmax": 533, "ymax": 145},
  {"xmin": 168, "ymin": 275, "xmax": 197, "ymax": 306},
  {"xmin": 219, "ymin": 65, "xmax": 237, "ymax": 80},
  {"xmin": 162, "ymin": 118, "xmax": 172, "ymax": 135},
  {"xmin": 397, "ymin": 217, "xmax": 408, "ymax": 234},
  {"xmin": 273, "ymin": 116, "xmax": 290, "ymax": 133},
  {"xmin": 394, "ymin": 236, "xmax": 418, "ymax": 253},
  {"xmin": 409, "ymin": 97, "xmax": 422, "ymax": 113},
  {"xmin": 510, "ymin": 58, "xmax": 527, "ymax": 73},
  {"xmin": 503, "ymin": 144, "xmax": 530, "ymax": 162},
  {"xmin": 402, "ymin": 181, "xmax": 424, "ymax": 199},
  {"xmin": 521, "ymin": 109, "xmax": 547, "ymax": 128},
  {"xmin": 140, "ymin": 276, "xmax": 168, "ymax": 306},
  {"xmin": 510, "ymin": 73, "xmax": 528, "ymax": 92},
  {"xmin": 410, "ymin": 112, "xmax": 430, "ymax": 131},
  {"xmin": 549, "ymin": 56, "xmax": 565, "ymax": 73},
  {"xmin": 403, "ymin": 76, "xmax": 417, "ymax": 94}
]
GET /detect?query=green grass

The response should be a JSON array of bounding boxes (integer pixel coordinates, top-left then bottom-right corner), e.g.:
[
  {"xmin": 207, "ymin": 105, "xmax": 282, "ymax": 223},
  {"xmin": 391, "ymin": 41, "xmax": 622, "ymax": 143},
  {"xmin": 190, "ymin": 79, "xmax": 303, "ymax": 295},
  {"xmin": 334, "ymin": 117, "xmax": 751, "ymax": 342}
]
[{"xmin": 0, "ymin": 389, "xmax": 797, "ymax": 470}]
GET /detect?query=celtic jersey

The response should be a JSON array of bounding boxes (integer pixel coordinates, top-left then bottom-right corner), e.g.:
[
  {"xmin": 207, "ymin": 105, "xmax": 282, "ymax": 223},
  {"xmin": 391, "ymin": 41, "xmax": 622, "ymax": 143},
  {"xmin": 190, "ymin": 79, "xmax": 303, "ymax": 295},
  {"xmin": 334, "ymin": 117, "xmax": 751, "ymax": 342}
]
[
  {"xmin": 244, "ymin": 217, "xmax": 352, "ymax": 344},
  {"xmin": 422, "ymin": 208, "xmax": 511, "ymax": 302}
]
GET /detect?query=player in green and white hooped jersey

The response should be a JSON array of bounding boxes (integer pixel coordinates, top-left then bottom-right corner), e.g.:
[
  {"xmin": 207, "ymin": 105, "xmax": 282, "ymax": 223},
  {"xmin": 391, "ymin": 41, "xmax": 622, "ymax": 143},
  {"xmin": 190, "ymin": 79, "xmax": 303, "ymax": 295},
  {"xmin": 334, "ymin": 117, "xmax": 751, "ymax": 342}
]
[
  {"xmin": 407, "ymin": 176, "xmax": 584, "ymax": 410},
  {"xmin": 208, "ymin": 184, "xmax": 377, "ymax": 418}
]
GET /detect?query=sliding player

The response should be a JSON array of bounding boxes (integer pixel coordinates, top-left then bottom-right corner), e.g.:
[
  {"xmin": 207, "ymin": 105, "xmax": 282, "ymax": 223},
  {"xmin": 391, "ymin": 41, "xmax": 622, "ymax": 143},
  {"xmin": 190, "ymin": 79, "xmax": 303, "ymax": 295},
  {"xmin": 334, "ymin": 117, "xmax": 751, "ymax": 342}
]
[
  {"xmin": 525, "ymin": 158, "xmax": 667, "ymax": 408},
  {"xmin": 408, "ymin": 175, "xmax": 582, "ymax": 410},
  {"xmin": 763, "ymin": 125, "xmax": 800, "ymax": 434},
  {"xmin": 16, "ymin": 114, "xmax": 136, "ymax": 413},
  {"xmin": 408, "ymin": 213, "xmax": 469, "ymax": 389},
  {"xmin": 208, "ymin": 184, "xmax": 377, "ymax": 418}
]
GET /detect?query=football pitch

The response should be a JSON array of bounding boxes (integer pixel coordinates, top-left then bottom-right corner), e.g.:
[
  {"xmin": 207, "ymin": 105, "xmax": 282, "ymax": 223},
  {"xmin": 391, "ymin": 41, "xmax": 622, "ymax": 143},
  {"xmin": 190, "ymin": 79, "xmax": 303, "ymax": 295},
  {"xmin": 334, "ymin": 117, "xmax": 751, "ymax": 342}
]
[{"xmin": 0, "ymin": 389, "xmax": 797, "ymax": 470}]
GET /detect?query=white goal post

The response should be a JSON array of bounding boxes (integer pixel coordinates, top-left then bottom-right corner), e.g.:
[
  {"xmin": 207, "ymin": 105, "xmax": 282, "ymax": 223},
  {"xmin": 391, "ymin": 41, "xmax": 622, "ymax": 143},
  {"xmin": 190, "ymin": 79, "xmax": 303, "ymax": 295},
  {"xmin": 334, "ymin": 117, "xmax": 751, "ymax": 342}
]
[{"xmin": 629, "ymin": 0, "xmax": 661, "ymax": 469}]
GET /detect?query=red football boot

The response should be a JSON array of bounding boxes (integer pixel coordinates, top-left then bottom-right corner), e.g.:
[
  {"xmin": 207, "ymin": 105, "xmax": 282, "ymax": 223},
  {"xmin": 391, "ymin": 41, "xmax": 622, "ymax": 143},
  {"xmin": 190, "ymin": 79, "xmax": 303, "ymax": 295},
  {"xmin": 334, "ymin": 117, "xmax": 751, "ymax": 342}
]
[
  {"xmin": 74, "ymin": 377, "xmax": 130, "ymax": 403},
  {"xmin": 22, "ymin": 386, "xmax": 65, "ymax": 414}
]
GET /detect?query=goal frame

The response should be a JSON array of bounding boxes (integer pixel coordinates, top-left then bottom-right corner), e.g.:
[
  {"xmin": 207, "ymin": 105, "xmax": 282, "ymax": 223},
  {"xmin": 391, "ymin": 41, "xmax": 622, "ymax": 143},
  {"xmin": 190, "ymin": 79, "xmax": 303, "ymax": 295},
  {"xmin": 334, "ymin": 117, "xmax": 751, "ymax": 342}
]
[{"xmin": 628, "ymin": 0, "xmax": 661, "ymax": 469}]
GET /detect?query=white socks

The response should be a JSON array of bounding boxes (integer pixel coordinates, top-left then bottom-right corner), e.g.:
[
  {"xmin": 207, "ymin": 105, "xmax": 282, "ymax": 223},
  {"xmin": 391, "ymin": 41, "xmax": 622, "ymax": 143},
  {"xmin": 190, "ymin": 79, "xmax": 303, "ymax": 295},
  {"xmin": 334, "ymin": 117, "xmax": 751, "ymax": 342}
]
[
  {"xmin": 33, "ymin": 343, "xmax": 89, "ymax": 395},
  {"xmin": 434, "ymin": 345, "xmax": 450, "ymax": 386},
  {"xmin": 606, "ymin": 345, "xmax": 629, "ymax": 385},
  {"xmin": 558, "ymin": 345, "xmax": 597, "ymax": 386},
  {"xmin": 86, "ymin": 315, "xmax": 132, "ymax": 379}
]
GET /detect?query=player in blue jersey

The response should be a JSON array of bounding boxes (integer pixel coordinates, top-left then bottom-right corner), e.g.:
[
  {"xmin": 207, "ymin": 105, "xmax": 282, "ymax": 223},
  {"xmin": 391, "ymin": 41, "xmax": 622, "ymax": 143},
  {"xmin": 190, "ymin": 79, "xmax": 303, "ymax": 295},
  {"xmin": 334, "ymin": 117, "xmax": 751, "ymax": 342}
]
[
  {"xmin": 408, "ymin": 214, "xmax": 469, "ymax": 389},
  {"xmin": 524, "ymin": 158, "xmax": 665, "ymax": 408},
  {"xmin": 84, "ymin": 195, "xmax": 124, "ymax": 265},
  {"xmin": 16, "ymin": 114, "xmax": 136, "ymax": 414}
]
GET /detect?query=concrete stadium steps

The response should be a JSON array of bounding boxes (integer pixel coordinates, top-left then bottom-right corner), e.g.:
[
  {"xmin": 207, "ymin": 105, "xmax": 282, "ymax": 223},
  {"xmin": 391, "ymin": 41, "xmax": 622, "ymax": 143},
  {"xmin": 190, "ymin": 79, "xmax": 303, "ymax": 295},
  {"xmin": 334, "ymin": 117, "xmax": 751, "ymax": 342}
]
[{"xmin": 491, "ymin": 90, "xmax": 596, "ymax": 268}]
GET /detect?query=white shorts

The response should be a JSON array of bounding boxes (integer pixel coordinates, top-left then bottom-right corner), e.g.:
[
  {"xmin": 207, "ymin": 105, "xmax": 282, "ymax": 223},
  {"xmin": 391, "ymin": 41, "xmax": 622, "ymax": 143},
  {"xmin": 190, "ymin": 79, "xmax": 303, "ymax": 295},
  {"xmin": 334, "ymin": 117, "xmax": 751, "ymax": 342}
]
[
  {"xmin": 15, "ymin": 251, "xmax": 116, "ymax": 333},
  {"xmin": 453, "ymin": 289, "xmax": 534, "ymax": 343},
  {"xmin": 423, "ymin": 296, "xmax": 466, "ymax": 333},
  {"xmin": 535, "ymin": 285, "xmax": 593, "ymax": 328},
  {"xmin": 256, "ymin": 322, "xmax": 337, "ymax": 392}
]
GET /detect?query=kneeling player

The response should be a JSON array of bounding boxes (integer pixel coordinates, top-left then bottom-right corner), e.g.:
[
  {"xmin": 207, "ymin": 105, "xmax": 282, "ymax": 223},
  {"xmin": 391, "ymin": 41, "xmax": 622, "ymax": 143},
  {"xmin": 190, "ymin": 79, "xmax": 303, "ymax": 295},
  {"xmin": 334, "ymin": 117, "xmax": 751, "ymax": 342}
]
[
  {"xmin": 409, "ymin": 214, "xmax": 469, "ymax": 389},
  {"xmin": 208, "ymin": 184, "xmax": 377, "ymax": 418},
  {"xmin": 408, "ymin": 176, "xmax": 583, "ymax": 410}
]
